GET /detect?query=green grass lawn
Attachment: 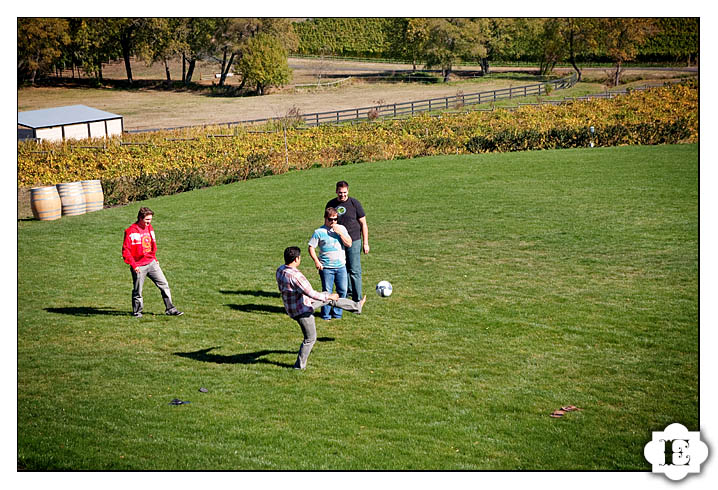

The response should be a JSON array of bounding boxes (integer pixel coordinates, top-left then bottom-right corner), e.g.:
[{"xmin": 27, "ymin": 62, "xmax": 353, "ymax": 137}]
[{"xmin": 17, "ymin": 144, "xmax": 698, "ymax": 470}]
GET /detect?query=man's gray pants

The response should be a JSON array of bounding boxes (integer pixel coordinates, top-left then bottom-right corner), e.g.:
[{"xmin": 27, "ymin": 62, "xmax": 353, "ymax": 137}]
[
  {"xmin": 292, "ymin": 297, "xmax": 364, "ymax": 370},
  {"xmin": 131, "ymin": 260, "xmax": 175, "ymax": 315}
]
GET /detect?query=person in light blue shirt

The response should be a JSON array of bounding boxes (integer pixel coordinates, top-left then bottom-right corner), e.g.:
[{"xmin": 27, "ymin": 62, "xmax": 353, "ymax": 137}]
[{"xmin": 308, "ymin": 207, "xmax": 353, "ymax": 320}]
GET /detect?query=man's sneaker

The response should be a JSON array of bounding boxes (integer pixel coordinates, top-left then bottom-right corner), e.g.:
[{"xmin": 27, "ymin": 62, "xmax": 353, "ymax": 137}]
[
  {"xmin": 166, "ymin": 308, "xmax": 184, "ymax": 316},
  {"xmin": 132, "ymin": 312, "xmax": 142, "ymax": 318}
]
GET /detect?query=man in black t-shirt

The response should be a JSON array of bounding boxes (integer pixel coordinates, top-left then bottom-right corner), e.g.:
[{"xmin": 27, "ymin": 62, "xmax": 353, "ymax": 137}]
[{"xmin": 326, "ymin": 181, "xmax": 369, "ymax": 302}]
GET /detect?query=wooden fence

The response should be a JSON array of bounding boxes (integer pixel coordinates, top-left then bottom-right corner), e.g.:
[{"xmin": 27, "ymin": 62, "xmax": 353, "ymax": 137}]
[
  {"xmin": 300, "ymin": 74, "xmax": 578, "ymax": 126},
  {"xmin": 126, "ymin": 73, "xmax": 578, "ymax": 134}
]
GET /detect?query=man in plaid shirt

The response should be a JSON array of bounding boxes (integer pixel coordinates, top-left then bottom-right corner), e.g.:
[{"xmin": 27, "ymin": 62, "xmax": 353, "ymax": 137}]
[{"xmin": 277, "ymin": 246, "xmax": 366, "ymax": 369}]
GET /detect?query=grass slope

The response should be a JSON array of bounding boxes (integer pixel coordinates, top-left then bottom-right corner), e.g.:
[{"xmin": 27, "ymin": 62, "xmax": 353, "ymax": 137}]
[{"xmin": 17, "ymin": 144, "xmax": 698, "ymax": 470}]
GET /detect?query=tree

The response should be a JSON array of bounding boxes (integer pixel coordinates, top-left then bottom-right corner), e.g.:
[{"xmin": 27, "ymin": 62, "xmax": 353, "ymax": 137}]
[
  {"xmin": 181, "ymin": 17, "xmax": 216, "ymax": 85},
  {"xmin": 211, "ymin": 18, "xmax": 298, "ymax": 89},
  {"xmin": 18, "ymin": 18, "xmax": 70, "ymax": 83},
  {"xmin": 480, "ymin": 18, "xmax": 519, "ymax": 75},
  {"xmin": 423, "ymin": 18, "xmax": 488, "ymax": 82},
  {"xmin": 562, "ymin": 18, "xmax": 600, "ymax": 82},
  {"xmin": 536, "ymin": 19, "xmax": 567, "ymax": 76},
  {"xmin": 387, "ymin": 18, "xmax": 430, "ymax": 71},
  {"xmin": 236, "ymin": 33, "xmax": 291, "ymax": 95},
  {"xmin": 596, "ymin": 18, "xmax": 658, "ymax": 86},
  {"xmin": 96, "ymin": 18, "xmax": 159, "ymax": 84},
  {"xmin": 68, "ymin": 18, "xmax": 120, "ymax": 81},
  {"xmin": 213, "ymin": 18, "xmax": 254, "ymax": 87},
  {"xmin": 136, "ymin": 18, "xmax": 187, "ymax": 83}
]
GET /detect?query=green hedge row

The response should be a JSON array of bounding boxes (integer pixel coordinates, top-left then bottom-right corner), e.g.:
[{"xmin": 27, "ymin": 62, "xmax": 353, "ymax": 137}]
[
  {"xmin": 292, "ymin": 18, "xmax": 698, "ymax": 64},
  {"xmin": 293, "ymin": 18, "xmax": 392, "ymax": 58}
]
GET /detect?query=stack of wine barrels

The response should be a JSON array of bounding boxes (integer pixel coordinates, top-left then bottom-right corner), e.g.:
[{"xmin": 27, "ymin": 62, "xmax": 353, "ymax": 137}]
[{"xmin": 30, "ymin": 181, "xmax": 104, "ymax": 221}]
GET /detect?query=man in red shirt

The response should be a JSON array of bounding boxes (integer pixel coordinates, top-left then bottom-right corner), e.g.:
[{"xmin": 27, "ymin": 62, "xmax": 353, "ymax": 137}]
[{"xmin": 122, "ymin": 207, "xmax": 183, "ymax": 318}]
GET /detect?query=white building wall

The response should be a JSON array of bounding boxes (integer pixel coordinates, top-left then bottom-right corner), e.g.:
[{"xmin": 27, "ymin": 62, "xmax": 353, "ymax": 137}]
[
  {"xmin": 89, "ymin": 121, "xmax": 106, "ymax": 138},
  {"xmin": 35, "ymin": 127, "xmax": 63, "ymax": 143},
  {"xmin": 27, "ymin": 117, "xmax": 123, "ymax": 142},
  {"xmin": 106, "ymin": 119, "xmax": 123, "ymax": 137},
  {"xmin": 63, "ymin": 123, "xmax": 90, "ymax": 140}
]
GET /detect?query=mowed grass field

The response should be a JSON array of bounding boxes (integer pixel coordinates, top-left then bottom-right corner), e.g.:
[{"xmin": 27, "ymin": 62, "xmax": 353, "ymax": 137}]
[{"xmin": 17, "ymin": 144, "xmax": 698, "ymax": 470}]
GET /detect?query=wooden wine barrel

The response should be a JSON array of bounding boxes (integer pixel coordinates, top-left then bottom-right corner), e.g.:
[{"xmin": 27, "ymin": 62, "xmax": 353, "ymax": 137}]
[
  {"xmin": 30, "ymin": 186, "xmax": 62, "ymax": 221},
  {"xmin": 57, "ymin": 181, "xmax": 86, "ymax": 216},
  {"xmin": 81, "ymin": 180, "xmax": 104, "ymax": 212}
]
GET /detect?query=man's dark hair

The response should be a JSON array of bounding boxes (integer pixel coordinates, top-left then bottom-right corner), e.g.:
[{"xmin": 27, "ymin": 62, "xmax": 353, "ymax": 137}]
[
  {"xmin": 284, "ymin": 246, "xmax": 301, "ymax": 265},
  {"xmin": 137, "ymin": 207, "xmax": 154, "ymax": 221},
  {"xmin": 324, "ymin": 207, "xmax": 338, "ymax": 219},
  {"xmin": 336, "ymin": 181, "xmax": 349, "ymax": 190}
]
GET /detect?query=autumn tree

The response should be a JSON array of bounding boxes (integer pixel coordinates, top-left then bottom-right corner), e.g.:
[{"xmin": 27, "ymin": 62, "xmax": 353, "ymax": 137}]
[
  {"xmin": 68, "ymin": 18, "xmax": 112, "ymax": 80},
  {"xmin": 480, "ymin": 18, "xmax": 521, "ymax": 75},
  {"xmin": 212, "ymin": 18, "xmax": 298, "ymax": 89},
  {"xmin": 423, "ymin": 18, "xmax": 489, "ymax": 82},
  {"xmin": 596, "ymin": 18, "xmax": 658, "ymax": 86},
  {"xmin": 180, "ymin": 17, "xmax": 216, "ymax": 85},
  {"xmin": 136, "ymin": 18, "xmax": 187, "ymax": 83},
  {"xmin": 562, "ymin": 18, "xmax": 600, "ymax": 82},
  {"xmin": 387, "ymin": 18, "xmax": 430, "ymax": 71},
  {"xmin": 236, "ymin": 33, "xmax": 291, "ymax": 95},
  {"xmin": 213, "ymin": 18, "xmax": 255, "ymax": 87},
  {"xmin": 18, "ymin": 18, "xmax": 70, "ymax": 84}
]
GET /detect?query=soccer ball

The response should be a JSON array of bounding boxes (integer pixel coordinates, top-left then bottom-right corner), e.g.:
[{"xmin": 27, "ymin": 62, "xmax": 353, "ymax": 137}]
[{"xmin": 376, "ymin": 281, "xmax": 393, "ymax": 297}]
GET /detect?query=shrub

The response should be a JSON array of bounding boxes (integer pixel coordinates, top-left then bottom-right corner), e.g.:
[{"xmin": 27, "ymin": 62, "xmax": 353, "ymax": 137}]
[{"xmin": 18, "ymin": 82, "xmax": 698, "ymax": 206}]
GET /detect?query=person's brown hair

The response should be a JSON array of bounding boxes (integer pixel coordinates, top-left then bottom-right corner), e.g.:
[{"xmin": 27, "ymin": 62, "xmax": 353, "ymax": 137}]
[{"xmin": 137, "ymin": 207, "xmax": 154, "ymax": 221}]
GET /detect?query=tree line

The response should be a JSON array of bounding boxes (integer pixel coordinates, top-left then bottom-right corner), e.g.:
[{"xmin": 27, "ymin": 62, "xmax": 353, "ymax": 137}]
[
  {"xmin": 17, "ymin": 18, "xmax": 297, "ymax": 94},
  {"xmin": 18, "ymin": 18, "xmax": 698, "ymax": 90},
  {"xmin": 298, "ymin": 18, "xmax": 697, "ymax": 85}
]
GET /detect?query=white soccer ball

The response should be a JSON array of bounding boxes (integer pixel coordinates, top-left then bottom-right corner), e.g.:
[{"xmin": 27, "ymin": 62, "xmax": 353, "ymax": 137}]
[{"xmin": 376, "ymin": 281, "xmax": 393, "ymax": 297}]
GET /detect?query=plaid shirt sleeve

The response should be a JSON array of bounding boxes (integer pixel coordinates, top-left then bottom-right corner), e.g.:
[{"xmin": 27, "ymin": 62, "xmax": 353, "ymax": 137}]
[{"xmin": 277, "ymin": 265, "xmax": 328, "ymax": 318}]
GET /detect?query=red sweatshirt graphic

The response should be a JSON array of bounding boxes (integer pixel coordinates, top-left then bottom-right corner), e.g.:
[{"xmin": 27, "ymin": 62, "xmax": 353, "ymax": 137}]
[{"xmin": 122, "ymin": 223, "xmax": 157, "ymax": 268}]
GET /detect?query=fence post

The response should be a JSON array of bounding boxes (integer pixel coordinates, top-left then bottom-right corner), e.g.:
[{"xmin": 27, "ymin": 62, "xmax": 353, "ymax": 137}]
[
  {"xmin": 316, "ymin": 113, "xmax": 319, "ymax": 126},
  {"xmin": 411, "ymin": 101, "xmax": 414, "ymax": 116},
  {"xmin": 394, "ymin": 103, "xmax": 397, "ymax": 117}
]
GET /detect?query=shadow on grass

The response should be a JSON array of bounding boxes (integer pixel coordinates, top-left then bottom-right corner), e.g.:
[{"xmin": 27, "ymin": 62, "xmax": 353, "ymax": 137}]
[
  {"xmin": 227, "ymin": 303, "xmax": 285, "ymax": 314},
  {"xmin": 220, "ymin": 289, "xmax": 280, "ymax": 298},
  {"xmin": 44, "ymin": 306, "xmax": 128, "ymax": 316},
  {"xmin": 174, "ymin": 343, "xmax": 335, "ymax": 368}
]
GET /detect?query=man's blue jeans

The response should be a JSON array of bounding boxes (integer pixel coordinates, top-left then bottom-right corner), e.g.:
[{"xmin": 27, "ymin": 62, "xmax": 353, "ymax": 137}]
[
  {"xmin": 319, "ymin": 266, "xmax": 348, "ymax": 319},
  {"xmin": 345, "ymin": 239, "xmax": 363, "ymax": 301}
]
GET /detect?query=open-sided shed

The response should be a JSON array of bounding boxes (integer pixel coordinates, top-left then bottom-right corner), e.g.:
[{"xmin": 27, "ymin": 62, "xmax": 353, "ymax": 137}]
[{"xmin": 18, "ymin": 104, "xmax": 124, "ymax": 142}]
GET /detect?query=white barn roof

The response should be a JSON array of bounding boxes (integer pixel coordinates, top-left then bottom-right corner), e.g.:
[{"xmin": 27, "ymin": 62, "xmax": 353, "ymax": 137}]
[
  {"xmin": 17, "ymin": 104, "xmax": 124, "ymax": 142},
  {"xmin": 18, "ymin": 104, "xmax": 122, "ymax": 129}
]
